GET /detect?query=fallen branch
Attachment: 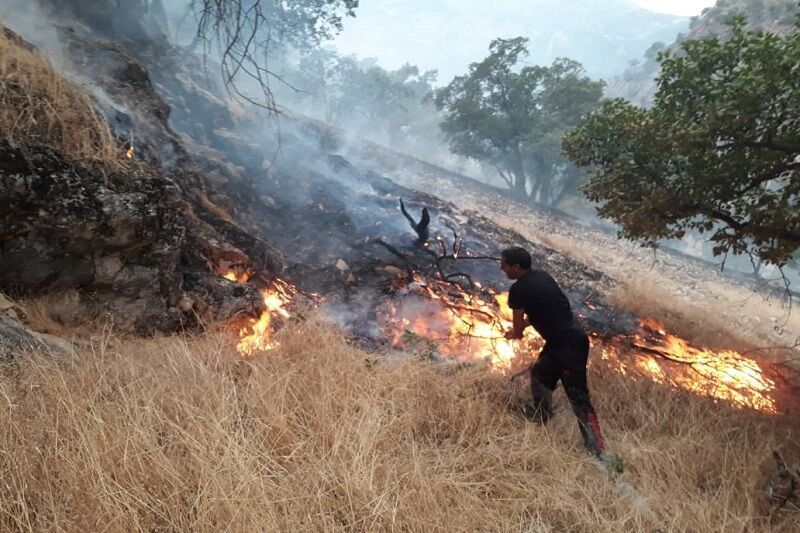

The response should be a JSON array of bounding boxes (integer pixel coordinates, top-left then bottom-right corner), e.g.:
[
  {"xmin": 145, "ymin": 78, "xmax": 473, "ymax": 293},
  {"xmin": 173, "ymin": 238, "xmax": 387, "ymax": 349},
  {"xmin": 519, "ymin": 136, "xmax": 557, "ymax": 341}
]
[{"xmin": 766, "ymin": 451, "xmax": 799, "ymax": 513}]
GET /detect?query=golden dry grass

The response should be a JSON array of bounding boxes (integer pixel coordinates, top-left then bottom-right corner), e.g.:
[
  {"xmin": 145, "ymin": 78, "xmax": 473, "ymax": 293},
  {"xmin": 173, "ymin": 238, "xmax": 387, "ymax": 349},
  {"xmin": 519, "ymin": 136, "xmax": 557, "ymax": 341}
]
[
  {"xmin": 609, "ymin": 280, "xmax": 766, "ymax": 353},
  {"xmin": 0, "ymin": 318, "xmax": 798, "ymax": 532},
  {"xmin": 0, "ymin": 27, "xmax": 122, "ymax": 168}
]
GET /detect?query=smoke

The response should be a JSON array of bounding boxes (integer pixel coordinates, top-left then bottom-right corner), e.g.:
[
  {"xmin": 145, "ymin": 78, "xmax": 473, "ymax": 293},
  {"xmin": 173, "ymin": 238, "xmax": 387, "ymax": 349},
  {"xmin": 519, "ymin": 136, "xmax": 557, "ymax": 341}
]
[{"xmin": 0, "ymin": 0, "xmax": 64, "ymax": 64}]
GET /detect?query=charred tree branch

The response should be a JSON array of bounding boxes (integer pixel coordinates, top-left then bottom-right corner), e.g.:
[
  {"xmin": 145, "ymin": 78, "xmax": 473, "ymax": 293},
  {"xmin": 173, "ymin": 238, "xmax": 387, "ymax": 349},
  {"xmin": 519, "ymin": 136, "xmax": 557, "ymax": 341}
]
[{"xmin": 399, "ymin": 198, "xmax": 430, "ymax": 246}]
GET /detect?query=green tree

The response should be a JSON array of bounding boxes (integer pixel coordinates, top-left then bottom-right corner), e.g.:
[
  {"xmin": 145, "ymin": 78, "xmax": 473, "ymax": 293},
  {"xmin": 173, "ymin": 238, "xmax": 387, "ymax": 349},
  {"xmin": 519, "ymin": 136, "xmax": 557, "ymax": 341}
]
[
  {"xmin": 563, "ymin": 18, "xmax": 800, "ymax": 266},
  {"xmin": 434, "ymin": 37, "xmax": 604, "ymax": 205}
]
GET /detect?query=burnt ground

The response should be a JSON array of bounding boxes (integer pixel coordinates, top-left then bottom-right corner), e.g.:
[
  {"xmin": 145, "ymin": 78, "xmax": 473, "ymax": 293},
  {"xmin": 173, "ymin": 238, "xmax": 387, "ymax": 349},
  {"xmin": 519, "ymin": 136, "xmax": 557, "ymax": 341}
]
[
  {"xmin": 3, "ymin": 15, "xmax": 799, "ymax": 415},
  {"xmin": 0, "ymin": 20, "xmax": 635, "ymax": 347},
  {"xmin": 91, "ymin": 29, "xmax": 635, "ymax": 341},
  {"xmin": 343, "ymin": 138, "xmax": 800, "ymax": 366}
]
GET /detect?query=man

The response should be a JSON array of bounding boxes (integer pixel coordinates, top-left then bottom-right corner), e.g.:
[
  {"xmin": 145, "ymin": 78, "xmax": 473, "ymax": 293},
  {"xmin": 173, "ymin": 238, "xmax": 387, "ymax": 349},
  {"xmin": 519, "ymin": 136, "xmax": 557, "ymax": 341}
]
[{"xmin": 500, "ymin": 246, "xmax": 606, "ymax": 457}]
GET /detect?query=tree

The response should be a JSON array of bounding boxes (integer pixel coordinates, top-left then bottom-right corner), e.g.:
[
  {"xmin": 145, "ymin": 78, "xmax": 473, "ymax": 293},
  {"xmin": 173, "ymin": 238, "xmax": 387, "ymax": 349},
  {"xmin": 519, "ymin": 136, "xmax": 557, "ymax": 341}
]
[
  {"xmin": 289, "ymin": 51, "xmax": 439, "ymax": 151},
  {"xmin": 434, "ymin": 38, "xmax": 604, "ymax": 205},
  {"xmin": 189, "ymin": 0, "xmax": 359, "ymax": 110},
  {"xmin": 563, "ymin": 18, "xmax": 800, "ymax": 267}
]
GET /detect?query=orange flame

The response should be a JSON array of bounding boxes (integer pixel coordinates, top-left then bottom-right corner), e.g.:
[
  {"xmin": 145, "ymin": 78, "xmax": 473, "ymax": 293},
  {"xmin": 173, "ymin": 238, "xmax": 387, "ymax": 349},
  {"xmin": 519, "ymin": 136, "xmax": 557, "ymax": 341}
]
[
  {"xmin": 628, "ymin": 318, "xmax": 776, "ymax": 413},
  {"xmin": 222, "ymin": 270, "xmax": 253, "ymax": 283},
  {"xmin": 386, "ymin": 278, "xmax": 540, "ymax": 370},
  {"xmin": 216, "ymin": 268, "xmax": 295, "ymax": 355},
  {"xmin": 386, "ymin": 281, "xmax": 778, "ymax": 413},
  {"xmin": 217, "ymin": 265, "xmax": 253, "ymax": 284},
  {"xmin": 236, "ymin": 279, "xmax": 295, "ymax": 356}
]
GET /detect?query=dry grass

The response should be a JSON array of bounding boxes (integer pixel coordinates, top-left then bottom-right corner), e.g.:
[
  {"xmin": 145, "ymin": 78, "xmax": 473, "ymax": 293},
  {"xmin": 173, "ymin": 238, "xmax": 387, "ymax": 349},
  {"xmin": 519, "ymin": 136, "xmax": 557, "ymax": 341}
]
[
  {"xmin": 16, "ymin": 290, "xmax": 103, "ymax": 338},
  {"xmin": 610, "ymin": 280, "xmax": 765, "ymax": 353},
  {"xmin": 1, "ymin": 318, "xmax": 798, "ymax": 532},
  {"xmin": 0, "ymin": 27, "xmax": 122, "ymax": 168}
]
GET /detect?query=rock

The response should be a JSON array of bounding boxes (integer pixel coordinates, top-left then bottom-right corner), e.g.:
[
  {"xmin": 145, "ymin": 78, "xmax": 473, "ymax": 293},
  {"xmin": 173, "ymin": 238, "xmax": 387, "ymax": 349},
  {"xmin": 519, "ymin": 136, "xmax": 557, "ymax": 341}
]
[
  {"xmin": 0, "ymin": 294, "xmax": 72, "ymax": 359},
  {"xmin": 177, "ymin": 294, "xmax": 194, "ymax": 312},
  {"xmin": 46, "ymin": 290, "xmax": 99, "ymax": 327},
  {"xmin": 0, "ymin": 26, "xmax": 286, "ymax": 335},
  {"xmin": 377, "ymin": 265, "xmax": 405, "ymax": 276},
  {"xmin": 94, "ymin": 256, "xmax": 124, "ymax": 284}
]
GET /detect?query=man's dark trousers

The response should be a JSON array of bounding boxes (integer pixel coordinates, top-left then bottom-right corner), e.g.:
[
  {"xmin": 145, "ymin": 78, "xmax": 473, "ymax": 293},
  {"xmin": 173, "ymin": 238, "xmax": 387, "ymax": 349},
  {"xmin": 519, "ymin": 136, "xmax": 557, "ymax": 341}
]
[{"xmin": 529, "ymin": 328, "xmax": 606, "ymax": 457}]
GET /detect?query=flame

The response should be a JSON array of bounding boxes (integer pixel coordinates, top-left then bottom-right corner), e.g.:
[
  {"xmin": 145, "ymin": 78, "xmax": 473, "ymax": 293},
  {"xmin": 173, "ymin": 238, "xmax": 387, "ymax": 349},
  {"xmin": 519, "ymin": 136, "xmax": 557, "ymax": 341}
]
[
  {"xmin": 236, "ymin": 279, "xmax": 295, "ymax": 356},
  {"xmin": 386, "ymin": 278, "xmax": 540, "ymax": 370},
  {"xmin": 627, "ymin": 318, "xmax": 776, "ymax": 413},
  {"xmin": 222, "ymin": 270, "xmax": 252, "ymax": 283},
  {"xmin": 217, "ymin": 265, "xmax": 253, "ymax": 284},
  {"xmin": 126, "ymin": 146, "xmax": 134, "ymax": 160},
  {"xmin": 385, "ymin": 281, "xmax": 778, "ymax": 413}
]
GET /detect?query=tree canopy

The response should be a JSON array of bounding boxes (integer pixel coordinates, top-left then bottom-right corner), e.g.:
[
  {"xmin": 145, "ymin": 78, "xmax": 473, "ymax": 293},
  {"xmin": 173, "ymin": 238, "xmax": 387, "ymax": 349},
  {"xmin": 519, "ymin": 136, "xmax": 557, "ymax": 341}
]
[
  {"xmin": 563, "ymin": 18, "xmax": 800, "ymax": 266},
  {"xmin": 434, "ymin": 37, "xmax": 604, "ymax": 205}
]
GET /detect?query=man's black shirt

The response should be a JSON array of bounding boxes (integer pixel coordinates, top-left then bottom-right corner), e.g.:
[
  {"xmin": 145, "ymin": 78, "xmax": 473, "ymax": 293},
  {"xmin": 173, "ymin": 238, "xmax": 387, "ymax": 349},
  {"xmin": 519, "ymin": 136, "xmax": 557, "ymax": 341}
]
[{"xmin": 508, "ymin": 269, "xmax": 578, "ymax": 342}]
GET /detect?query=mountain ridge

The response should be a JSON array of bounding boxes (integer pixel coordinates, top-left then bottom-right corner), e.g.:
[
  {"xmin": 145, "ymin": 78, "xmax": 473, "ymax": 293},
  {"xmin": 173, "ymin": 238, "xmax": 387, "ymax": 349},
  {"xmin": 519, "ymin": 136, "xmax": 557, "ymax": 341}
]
[
  {"xmin": 331, "ymin": 0, "xmax": 689, "ymax": 82},
  {"xmin": 607, "ymin": 0, "xmax": 800, "ymax": 104}
]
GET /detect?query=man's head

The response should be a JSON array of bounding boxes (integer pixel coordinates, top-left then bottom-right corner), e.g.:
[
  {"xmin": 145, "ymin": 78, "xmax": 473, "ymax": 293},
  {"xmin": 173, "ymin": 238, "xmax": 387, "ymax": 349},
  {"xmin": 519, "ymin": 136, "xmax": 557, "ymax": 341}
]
[{"xmin": 500, "ymin": 246, "xmax": 531, "ymax": 279}]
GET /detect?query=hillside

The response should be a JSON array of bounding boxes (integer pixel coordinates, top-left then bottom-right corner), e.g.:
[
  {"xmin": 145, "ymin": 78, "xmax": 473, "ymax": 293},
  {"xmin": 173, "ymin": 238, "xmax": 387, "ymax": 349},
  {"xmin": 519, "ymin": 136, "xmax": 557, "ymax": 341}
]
[
  {"xmin": 2, "ymin": 320, "xmax": 799, "ymax": 531},
  {"xmin": 606, "ymin": 0, "xmax": 800, "ymax": 105},
  {"xmin": 344, "ymin": 137, "xmax": 800, "ymax": 364},
  {"xmin": 1, "ymin": 2, "xmax": 799, "ymax": 531}
]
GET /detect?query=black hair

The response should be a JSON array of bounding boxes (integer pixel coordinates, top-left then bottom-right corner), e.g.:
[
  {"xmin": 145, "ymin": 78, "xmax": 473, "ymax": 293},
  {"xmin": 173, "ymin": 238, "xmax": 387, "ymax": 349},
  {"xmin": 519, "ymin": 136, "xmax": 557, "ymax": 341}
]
[{"xmin": 501, "ymin": 246, "xmax": 532, "ymax": 270}]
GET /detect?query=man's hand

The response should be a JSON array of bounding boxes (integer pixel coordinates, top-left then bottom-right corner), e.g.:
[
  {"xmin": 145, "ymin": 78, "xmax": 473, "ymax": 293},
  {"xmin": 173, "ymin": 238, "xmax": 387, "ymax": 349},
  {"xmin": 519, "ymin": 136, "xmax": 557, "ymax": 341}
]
[{"xmin": 505, "ymin": 308, "xmax": 527, "ymax": 340}]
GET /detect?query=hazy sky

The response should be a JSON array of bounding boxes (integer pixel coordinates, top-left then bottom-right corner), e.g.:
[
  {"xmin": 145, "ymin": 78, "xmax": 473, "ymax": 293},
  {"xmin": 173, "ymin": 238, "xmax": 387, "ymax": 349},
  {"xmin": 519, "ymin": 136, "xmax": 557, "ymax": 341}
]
[
  {"xmin": 331, "ymin": 1, "xmax": 713, "ymax": 83},
  {"xmin": 631, "ymin": 0, "xmax": 715, "ymax": 16}
]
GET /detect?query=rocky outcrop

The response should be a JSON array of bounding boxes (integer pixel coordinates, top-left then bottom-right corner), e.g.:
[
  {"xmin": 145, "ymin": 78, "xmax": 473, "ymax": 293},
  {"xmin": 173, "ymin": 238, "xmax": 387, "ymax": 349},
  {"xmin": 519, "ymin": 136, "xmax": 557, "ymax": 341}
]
[
  {"xmin": 0, "ymin": 25, "xmax": 283, "ymax": 334},
  {"xmin": 606, "ymin": 0, "xmax": 799, "ymax": 105},
  {"xmin": 0, "ymin": 139, "xmax": 274, "ymax": 334}
]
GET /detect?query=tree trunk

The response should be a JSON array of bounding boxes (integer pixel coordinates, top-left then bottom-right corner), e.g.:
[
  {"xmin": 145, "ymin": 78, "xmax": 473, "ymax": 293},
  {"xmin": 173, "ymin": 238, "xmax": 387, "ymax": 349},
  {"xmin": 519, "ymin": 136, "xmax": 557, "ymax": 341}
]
[
  {"xmin": 540, "ymin": 175, "xmax": 552, "ymax": 205},
  {"xmin": 509, "ymin": 143, "xmax": 528, "ymax": 200},
  {"xmin": 552, "ymin": 167, "xmax": 581, "ymax": 207},
  {"xmin": 527, "ymin": 157, "xmax": 549, "ymax": 204}
]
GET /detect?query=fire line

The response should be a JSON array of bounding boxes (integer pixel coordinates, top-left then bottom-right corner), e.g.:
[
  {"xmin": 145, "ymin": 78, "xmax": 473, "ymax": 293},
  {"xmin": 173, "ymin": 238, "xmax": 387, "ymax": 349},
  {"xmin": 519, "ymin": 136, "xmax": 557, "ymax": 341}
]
[{"xmin": 387, "ymin": 280, "xmax": 779, "ymax": 413}]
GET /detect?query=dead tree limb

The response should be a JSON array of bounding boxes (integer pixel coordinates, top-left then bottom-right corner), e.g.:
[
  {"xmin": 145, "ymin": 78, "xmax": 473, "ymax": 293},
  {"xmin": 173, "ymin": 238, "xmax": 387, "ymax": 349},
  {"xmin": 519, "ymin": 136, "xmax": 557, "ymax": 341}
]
[
  {"xmin": 188, "ymin": 0, "xmax": 356, "ymax": 111},
  {"xmin": 370, "ymin": 238, "xmax": 417, "ymax": 279},
  {"xmin": 766, "ymin": 451, "xmax": 799, "ymax": 513},
  {"xmin": 399, "ymin": 198, "xmax": 431, "ymax": 246}
]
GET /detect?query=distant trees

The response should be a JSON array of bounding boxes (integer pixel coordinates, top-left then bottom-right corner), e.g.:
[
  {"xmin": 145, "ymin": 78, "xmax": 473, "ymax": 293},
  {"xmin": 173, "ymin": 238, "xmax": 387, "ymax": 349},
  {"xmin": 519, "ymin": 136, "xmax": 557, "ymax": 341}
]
[
  {"xmin": 288, "ymin": 49, "xmax": 441, "ymax": 153},
  {"xmin": 563, "ymin": 18, "xmax": 800, "ymax": 267},
  {"xmin": 434, "ymin": 38, "xmax": 604, "ymax": 206}
]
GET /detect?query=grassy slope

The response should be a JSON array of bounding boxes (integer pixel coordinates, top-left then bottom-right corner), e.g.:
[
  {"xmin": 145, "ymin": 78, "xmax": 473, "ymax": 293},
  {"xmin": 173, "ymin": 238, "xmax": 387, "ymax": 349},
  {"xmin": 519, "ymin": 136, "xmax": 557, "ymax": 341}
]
[
  {"xmin": 1, "ymin": 319, "xmax": 798, "ymax": 531},
  {"xmin": 1, "ymin": 11, "xmax": 798, "ymax": 532},
  {"xmin": 0, "ymin": 28, "xmax": 122, "ymax": 169}
]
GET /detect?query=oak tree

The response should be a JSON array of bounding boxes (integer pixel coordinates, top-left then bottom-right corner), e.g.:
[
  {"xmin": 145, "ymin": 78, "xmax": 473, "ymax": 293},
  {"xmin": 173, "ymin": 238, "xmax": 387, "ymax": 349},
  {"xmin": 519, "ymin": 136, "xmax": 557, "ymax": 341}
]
[{"xmin": 564, "ymin": 18, "xmax": 800, "ymax": 266}]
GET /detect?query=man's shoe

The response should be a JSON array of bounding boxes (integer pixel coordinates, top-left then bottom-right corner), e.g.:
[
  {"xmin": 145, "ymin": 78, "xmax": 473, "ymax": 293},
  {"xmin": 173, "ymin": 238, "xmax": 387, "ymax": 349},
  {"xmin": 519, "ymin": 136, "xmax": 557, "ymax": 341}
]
[
  {"xmin": 517, "ymin": 402, "xmax": 551, "ymax": 424},
  {"xmin": 599, "ymin": 452, "xmax": 625, "ymax": 475}
]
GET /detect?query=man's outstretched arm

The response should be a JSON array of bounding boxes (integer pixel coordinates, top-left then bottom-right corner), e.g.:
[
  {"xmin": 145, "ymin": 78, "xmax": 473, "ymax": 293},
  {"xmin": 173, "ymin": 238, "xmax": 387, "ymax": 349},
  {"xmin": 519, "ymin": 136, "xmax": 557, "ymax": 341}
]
[{"xmin": 505, "ymin": 308, "xmax": 529, "ymax": 339}]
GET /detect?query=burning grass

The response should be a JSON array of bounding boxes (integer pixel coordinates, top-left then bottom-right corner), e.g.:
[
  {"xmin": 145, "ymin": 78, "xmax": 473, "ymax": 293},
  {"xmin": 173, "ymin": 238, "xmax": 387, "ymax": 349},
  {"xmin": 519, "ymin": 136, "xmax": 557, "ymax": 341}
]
[
  {"xmin": 536, "ymin": 233, "xmax": 800, "ymax": 369},
  {"xmin": 0, "ymin": 27, "xmax": 122, "ymax": 168},
  {"xmin": 1, "ymin": 319, "xmax": 798, "ymax": 531}
]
